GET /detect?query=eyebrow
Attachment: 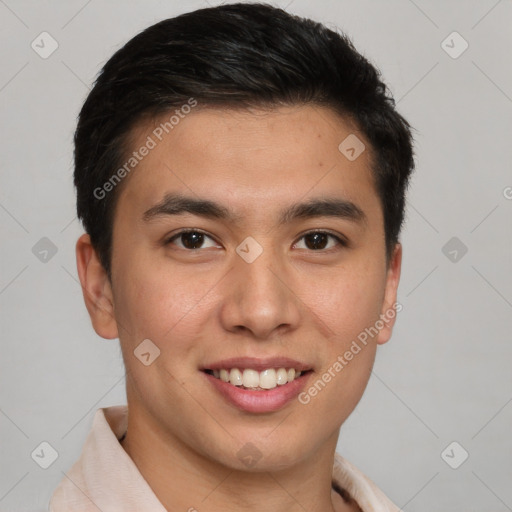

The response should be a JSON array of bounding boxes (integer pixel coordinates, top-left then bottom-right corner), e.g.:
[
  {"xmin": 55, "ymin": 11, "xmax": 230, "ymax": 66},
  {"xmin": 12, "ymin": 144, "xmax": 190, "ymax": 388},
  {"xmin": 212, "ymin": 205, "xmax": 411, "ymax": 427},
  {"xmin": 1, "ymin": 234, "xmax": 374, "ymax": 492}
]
[{"xmin": 142, "ymin": 193, "xmax": 366, "ymax": 226}]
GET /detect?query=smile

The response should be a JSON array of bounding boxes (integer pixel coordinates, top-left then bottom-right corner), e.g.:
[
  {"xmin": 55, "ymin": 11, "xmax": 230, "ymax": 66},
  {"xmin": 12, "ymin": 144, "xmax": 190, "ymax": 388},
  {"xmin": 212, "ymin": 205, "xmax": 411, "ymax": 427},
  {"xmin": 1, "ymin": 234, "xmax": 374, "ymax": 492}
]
[
  {"xmin": 201, "ymin": 357, "xmax": 312, "ymax": 412},
  {"xmin": 204, "ymin": 367, "xmax": 305, "ymax": 390}
]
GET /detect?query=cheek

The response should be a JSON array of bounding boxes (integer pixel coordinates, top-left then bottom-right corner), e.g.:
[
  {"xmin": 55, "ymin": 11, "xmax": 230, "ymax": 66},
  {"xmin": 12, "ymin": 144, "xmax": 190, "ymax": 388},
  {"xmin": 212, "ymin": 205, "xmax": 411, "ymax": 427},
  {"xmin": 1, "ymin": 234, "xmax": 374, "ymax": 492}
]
[
  {"xmin": 303, "ymin": 264, "xmax": 385, "ymax": 417},
  {"xmin": 112, "ymin": 258, "xmax": 212, "ymax": 348},
  {"xmin": 302, "ymin": 263, "xmax": 386, "ymax": 343}
]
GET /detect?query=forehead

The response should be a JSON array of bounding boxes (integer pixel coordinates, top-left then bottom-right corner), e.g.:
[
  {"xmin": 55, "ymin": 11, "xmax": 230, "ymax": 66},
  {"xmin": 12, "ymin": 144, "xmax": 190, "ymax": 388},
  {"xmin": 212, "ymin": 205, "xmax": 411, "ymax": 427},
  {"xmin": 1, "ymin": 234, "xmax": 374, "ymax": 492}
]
[{"xmin": 115, "ymin": 105, "xmax": 380, "ymax": 225}]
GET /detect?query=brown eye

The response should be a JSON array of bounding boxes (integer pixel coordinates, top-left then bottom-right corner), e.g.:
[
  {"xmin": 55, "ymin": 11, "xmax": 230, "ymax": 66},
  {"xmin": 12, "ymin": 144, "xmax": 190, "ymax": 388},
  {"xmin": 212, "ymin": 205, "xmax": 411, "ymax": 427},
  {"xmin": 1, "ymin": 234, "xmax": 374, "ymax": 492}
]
[
  {"xmin": 294, "ymin": 231, "xmax": 346, "ymax": 251},
  {"xmin": 166, "ymin": 230, "xmax": 218, "ymax": 250}
]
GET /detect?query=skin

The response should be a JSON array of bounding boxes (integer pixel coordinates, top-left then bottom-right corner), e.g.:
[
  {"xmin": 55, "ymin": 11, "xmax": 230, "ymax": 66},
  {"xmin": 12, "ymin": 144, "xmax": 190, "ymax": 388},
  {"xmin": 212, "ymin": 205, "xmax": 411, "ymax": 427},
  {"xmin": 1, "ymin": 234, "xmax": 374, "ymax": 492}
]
[{"xmin": 76, "ymin": 105, "xmax": 402, "ymax": 512}]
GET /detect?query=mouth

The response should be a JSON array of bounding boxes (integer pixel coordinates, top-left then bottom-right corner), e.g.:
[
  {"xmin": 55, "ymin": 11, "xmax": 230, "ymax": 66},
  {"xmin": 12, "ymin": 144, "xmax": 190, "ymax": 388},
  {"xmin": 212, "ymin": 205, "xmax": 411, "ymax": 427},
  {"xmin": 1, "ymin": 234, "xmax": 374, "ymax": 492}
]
[
  {"xmin": 200, "ymin": 358, "xmax": 313, "ymax": 413},
  {"xmin": 203, "ymin": 367, "xmax": 311, "ymax": 391}
]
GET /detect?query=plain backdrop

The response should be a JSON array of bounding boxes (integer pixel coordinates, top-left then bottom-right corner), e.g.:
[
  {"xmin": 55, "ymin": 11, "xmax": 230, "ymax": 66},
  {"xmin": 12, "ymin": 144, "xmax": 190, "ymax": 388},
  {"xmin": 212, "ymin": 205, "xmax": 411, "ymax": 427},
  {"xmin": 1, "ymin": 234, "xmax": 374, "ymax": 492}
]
[{"xmin": 1, "ymin": 0, "xmax": 511, "ymax": 510}]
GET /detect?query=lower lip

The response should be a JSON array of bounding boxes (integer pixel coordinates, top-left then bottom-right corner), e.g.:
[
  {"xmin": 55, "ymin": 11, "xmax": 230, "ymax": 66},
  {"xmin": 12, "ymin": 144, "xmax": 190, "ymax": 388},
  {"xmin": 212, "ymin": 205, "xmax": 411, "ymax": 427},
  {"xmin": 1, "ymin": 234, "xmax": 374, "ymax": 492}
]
[{"xmin": 203, "ymin": 371, "xmax": 310, "ymax": 413}]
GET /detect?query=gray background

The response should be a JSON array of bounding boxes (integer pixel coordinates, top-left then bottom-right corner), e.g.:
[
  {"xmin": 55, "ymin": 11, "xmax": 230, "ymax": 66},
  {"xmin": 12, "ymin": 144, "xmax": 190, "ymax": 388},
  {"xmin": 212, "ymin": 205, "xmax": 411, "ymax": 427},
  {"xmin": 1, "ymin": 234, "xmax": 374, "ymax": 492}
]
[{"xmin": 1, "ymin": 0, "xmax": 511, "ymax": 510}]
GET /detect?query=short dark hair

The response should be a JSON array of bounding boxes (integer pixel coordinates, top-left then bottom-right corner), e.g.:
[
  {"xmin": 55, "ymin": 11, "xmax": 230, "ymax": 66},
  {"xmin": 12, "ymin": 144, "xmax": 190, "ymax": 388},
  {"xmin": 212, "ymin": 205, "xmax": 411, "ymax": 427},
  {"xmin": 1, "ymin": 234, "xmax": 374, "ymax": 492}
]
[{"xmin": 74, "ymin": 2, "xmax": 415, "ymax": 279}]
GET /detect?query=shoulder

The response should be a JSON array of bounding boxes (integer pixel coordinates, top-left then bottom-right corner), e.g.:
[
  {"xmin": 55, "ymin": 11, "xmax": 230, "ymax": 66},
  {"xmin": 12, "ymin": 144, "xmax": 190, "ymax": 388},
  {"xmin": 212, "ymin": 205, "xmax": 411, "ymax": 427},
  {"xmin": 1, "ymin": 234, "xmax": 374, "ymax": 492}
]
[{"xmin": 332, "ymin": 453, "xmax": 400, "ymax": 512}]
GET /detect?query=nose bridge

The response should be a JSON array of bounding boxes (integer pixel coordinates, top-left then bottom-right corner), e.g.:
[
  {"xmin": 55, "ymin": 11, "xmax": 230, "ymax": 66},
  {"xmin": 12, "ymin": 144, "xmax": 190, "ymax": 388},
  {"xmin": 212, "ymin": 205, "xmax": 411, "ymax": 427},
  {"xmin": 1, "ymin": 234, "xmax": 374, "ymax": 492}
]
[
  {"xmin": 241, "ymin": 243, "xmax": 283, "ymax": 299},
  {"xmin": 220, "ymin": 239, "xmax": 300, "ymax": 339}
]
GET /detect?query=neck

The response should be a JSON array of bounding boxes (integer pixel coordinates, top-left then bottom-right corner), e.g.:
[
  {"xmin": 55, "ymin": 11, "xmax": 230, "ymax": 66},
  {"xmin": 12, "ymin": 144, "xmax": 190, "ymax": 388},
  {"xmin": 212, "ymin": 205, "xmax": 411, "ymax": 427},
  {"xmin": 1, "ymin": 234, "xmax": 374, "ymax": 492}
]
[{"xmin": 120, "ymin": 405, "xmax": 347, "ymax": 512}]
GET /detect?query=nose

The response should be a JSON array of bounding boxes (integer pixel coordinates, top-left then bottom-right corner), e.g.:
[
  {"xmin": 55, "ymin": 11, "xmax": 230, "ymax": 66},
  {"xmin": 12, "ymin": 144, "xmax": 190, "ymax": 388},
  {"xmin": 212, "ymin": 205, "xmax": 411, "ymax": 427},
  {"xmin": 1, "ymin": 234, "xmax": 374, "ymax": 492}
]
[{"xmin": 219, "ymin": 244, "xmax": 302, "ymax": 340}]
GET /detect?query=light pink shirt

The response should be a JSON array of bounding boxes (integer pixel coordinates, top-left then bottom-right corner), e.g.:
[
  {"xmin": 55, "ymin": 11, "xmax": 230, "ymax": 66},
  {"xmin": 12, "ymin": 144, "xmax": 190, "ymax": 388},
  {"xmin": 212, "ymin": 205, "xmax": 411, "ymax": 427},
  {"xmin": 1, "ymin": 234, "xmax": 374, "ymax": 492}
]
[{"xmin": 49, "ymin": 405, "xmax": 399, "ymax": 512}]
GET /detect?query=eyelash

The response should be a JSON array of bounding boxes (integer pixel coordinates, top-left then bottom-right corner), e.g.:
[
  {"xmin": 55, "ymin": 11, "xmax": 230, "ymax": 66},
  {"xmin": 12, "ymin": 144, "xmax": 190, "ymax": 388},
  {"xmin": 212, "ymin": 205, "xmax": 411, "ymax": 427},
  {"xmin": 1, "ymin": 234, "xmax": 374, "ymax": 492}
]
[{"xmin": 164, "ymin": 229, "xmax": 348, "ymax": 252}]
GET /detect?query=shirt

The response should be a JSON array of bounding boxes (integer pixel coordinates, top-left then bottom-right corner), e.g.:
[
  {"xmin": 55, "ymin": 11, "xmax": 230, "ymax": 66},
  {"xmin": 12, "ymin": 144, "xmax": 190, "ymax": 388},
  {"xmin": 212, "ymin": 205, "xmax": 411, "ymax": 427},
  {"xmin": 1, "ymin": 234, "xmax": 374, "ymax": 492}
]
[{"xmin": 49, "ymin": 405, "xmax": 400, "ymax": 512}]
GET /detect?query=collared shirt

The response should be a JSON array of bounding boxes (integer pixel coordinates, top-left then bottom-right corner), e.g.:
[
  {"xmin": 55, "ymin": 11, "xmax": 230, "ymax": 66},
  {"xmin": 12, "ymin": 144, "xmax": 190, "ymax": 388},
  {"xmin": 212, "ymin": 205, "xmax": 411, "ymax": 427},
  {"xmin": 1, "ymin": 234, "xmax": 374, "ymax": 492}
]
[{"xmin": 49, "ymin": 405, "xmax": 399, "ymax": 512}]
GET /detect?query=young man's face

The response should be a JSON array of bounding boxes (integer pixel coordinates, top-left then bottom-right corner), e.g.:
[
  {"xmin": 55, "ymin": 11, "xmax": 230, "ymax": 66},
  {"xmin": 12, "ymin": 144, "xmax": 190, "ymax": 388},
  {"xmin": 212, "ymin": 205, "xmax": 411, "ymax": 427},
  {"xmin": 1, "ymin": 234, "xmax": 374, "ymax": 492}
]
[{"xmin": 79, "ymin": 105, "xmax": 401, "ymax": 471}]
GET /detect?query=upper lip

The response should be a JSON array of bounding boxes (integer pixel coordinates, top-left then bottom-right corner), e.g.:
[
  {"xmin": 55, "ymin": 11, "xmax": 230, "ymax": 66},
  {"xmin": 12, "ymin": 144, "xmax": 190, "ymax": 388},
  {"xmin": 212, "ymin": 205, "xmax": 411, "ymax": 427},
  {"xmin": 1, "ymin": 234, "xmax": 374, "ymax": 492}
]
[{"xmin": 201, "ymin": 357, "xmax": 311, "ymax": 372}]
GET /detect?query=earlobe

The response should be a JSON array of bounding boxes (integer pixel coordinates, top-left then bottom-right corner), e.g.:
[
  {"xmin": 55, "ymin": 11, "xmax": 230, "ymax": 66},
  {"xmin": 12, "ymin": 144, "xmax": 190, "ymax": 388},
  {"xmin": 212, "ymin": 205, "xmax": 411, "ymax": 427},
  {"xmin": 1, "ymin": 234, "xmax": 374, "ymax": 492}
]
[
  {"xmin": 75, "ymin": 233, "xmax": 119, "ymax": 340},
  {"xmin": 376, "ymin": 243, "xmax": 402, "ymax": 345}
]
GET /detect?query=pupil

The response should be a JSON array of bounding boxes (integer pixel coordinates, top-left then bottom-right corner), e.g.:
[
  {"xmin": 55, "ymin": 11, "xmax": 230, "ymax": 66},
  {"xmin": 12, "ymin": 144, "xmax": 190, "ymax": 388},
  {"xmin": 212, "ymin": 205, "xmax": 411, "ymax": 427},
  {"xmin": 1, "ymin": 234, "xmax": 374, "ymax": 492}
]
[
  {"xmin": 182, "ymin": 232, "xmax": 204, "ymax": 249},
  {"xmin": 306, "ymin": 233, "xmax": 328, "ymax": 250}
]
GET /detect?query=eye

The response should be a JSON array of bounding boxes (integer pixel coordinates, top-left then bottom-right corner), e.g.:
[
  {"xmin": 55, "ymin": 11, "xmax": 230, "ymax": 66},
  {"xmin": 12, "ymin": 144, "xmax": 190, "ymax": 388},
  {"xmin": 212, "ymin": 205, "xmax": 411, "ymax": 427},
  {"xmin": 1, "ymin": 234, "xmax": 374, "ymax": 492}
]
[
  {"xmin": 294, "ymin": 231, "xmax": 347, "ymax": 251},
  {"xmin": 165, "ymin": 229, "xmax": 219, "ymax": 250},
  {"xmin": 165, "ymin": 229, "xmax": 347, "ymax": 252}
]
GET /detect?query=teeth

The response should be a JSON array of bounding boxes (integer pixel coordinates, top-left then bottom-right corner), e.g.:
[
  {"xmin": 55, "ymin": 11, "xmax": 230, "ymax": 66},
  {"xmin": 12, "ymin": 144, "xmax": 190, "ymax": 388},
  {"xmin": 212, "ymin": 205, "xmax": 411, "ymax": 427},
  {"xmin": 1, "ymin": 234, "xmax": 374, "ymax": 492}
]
[
  {"xmin": 259, "ymin": 369, "xmax": 276, "ymax": 389},
  {"xmin": 210, "ymin": 367, "xmax": 305, "ymax": 390},
  {"xmin": 242, "ymin": 369, "xmax": 259, "ymax": 388},
  {"xmin": 230, "ymin": 368, "xmax": 243, "ymax": 386},
  {"xmin": 276, "ymin": 368, "xmax": 288, "ymax": 385}
]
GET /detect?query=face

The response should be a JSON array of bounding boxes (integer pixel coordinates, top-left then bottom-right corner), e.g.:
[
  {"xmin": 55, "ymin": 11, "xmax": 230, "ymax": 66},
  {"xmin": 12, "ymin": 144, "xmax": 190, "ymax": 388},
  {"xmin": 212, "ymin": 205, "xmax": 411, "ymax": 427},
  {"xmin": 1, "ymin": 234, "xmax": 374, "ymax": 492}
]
[{"xmin": 78, "ymin": 104, "xmax": 401, "ymax": 471}]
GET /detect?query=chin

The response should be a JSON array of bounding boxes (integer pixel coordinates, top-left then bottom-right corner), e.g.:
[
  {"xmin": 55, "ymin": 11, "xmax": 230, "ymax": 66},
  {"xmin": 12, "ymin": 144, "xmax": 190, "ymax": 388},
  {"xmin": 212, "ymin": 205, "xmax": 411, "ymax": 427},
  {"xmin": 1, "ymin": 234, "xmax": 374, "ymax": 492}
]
[{"xmin": 204, "ymin": 430, "xmax": 317, "ymax": 473}]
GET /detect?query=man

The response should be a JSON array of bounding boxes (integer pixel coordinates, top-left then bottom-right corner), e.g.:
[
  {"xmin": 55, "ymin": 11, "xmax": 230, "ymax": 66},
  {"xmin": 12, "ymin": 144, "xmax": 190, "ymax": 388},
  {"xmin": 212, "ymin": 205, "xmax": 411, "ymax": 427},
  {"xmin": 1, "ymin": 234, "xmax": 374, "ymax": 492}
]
[{"xmin": 50, "ymin": 3, "xmax": 414, "ymax": 511}]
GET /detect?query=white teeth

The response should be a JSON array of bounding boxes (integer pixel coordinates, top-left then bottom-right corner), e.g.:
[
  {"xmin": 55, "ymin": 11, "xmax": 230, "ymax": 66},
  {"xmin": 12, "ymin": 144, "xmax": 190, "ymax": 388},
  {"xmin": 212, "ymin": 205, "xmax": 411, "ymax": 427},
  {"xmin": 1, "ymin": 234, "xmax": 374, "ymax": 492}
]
[
  {"xmin": 259, "ymin": 369, "xmax": 276, "ymax": 389},
  {"xmin": 242, "ymin": 369, "xmax": 259, "ymax": 388},
  {"xmin": 210, "ymin": 367, "xmax": 305, "ymax": 390},
  {"xmin": 230, "ymin": 368, "xmax": 243, "ymax": 386},
  {"xmin": 276, "ymin": 368, "xmax": 288, "ymax": 385}
]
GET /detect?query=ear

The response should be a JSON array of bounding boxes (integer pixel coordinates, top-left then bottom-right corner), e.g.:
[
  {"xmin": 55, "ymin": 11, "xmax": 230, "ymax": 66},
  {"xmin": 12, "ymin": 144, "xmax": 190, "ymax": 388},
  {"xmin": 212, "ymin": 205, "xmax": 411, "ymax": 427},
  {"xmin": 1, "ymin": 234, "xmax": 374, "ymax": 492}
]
[
  {"xmin": 75, "ymin": 233, "xmax": 118, "ymax": 340},
  {"xmin": 376, "ymin": 243, "xmax": 402, "ymax": 345}
]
